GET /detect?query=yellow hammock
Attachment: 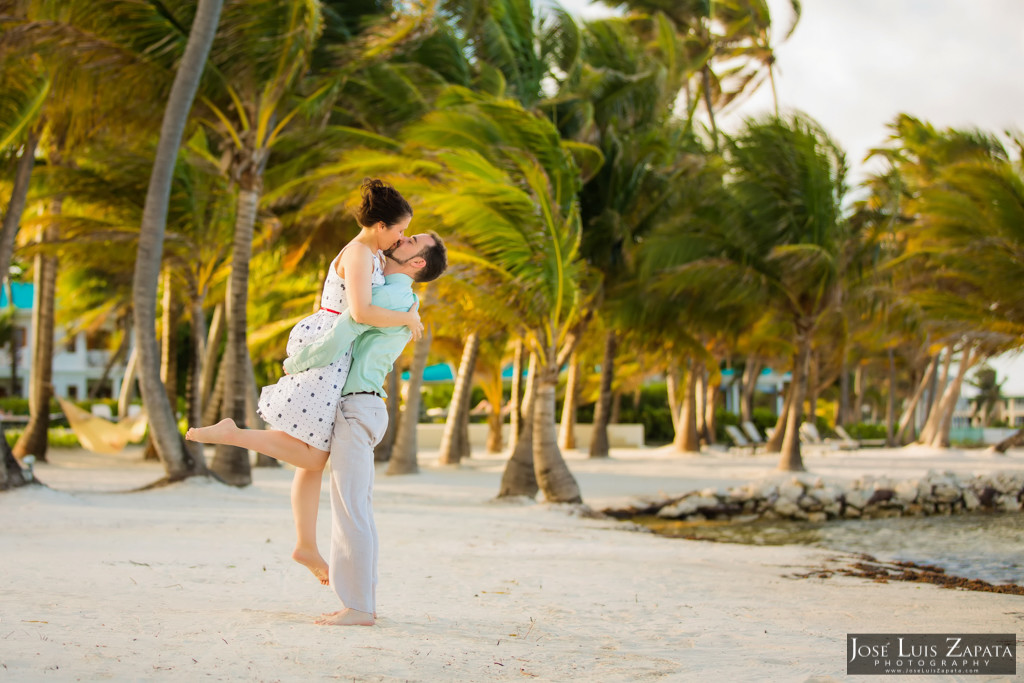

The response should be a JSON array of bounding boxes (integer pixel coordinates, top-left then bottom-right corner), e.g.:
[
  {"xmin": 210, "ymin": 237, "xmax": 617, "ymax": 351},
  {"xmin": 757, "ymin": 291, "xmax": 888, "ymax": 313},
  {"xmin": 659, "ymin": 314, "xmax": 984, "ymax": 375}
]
[{"xmin": 55, "ymin": 396, "xmax": 148, "ymax": 454}]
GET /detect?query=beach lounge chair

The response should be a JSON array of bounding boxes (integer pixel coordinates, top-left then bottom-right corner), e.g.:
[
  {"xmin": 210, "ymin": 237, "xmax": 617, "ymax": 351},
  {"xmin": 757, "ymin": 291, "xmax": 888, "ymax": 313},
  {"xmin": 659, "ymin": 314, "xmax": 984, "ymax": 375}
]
[
  {"xmin": 834, "ymin": 424, "xmax": 886, "ymax": 448},
  {"xmin": 741, "ymin": 421, "xmax": 765, "ymax": 446},
  {"xmin": 724, "ymin": 425, "xmax": 758, "ymax": 453},
  {"xmin": 801, "ymin": 422, "xmax": 856, "ymax": 451}
]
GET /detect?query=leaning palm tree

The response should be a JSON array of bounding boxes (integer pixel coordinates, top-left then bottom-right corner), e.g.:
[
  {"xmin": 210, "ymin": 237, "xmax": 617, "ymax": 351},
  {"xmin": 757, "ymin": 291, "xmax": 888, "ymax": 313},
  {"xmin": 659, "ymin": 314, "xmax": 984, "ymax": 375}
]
[
  {"xmin": 406, "ymin": 89, "xmax": 595, "ymax": 502},
  {"xmin": 131, "ymin": 0, "xmax": 224, "ymax": 481},
  {"xmin": 727, "ymin": 114, "xmax": 849, "ymax": 470}
]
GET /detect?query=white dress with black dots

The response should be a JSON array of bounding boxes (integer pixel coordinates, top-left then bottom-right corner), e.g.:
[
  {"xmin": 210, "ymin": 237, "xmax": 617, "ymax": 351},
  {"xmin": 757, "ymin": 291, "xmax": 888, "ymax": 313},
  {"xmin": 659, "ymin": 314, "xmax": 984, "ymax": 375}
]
[{"xmin": 256, "ymin": 250, "xmax": 386, "ymax": 450}]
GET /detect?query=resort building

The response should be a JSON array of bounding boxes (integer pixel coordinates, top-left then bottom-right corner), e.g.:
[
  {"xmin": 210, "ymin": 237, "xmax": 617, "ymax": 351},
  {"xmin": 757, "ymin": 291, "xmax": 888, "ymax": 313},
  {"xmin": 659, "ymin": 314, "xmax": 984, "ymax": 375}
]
[{"xmin": 0, "ymin": 282, "xmax": 128, "ymax": 400}]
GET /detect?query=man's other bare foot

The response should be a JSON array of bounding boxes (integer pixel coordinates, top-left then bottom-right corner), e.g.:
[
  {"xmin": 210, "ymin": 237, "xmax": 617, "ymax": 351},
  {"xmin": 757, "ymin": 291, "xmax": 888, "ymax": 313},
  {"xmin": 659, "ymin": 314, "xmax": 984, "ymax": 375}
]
[
  {"xmin": 291, "ymin": 546, "xmax": 329, "ymax": 586},
  {"xmin": 185, "ymin": 418, "xmax": 237, "ymax": 444},
  {"xmin": 315, "ymin": 608, "xmax": 374, "ymax": 626}
]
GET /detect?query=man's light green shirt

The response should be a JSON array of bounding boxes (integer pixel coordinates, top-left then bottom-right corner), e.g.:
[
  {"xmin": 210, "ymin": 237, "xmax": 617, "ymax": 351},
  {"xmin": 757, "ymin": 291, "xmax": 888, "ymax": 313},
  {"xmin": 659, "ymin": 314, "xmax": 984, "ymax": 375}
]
[{"xmin": 282, "ymin": 273, "xmax": 417, "ymax": 398}]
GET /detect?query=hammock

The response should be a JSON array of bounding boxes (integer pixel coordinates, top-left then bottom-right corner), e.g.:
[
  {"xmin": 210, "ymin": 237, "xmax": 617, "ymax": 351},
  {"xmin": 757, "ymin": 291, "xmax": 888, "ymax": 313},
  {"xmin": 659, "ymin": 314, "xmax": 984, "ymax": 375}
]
[{"xmin": 55, "ymin": 396, "xmax": 148, "ymax": 454}]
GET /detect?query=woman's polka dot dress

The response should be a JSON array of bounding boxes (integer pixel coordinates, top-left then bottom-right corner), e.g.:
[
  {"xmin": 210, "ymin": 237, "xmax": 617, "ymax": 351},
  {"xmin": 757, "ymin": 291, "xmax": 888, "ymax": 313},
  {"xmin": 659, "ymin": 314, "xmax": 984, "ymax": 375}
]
[{"xmin": 256, "ymin": 250, "xmax": 386, "ymax": 450}]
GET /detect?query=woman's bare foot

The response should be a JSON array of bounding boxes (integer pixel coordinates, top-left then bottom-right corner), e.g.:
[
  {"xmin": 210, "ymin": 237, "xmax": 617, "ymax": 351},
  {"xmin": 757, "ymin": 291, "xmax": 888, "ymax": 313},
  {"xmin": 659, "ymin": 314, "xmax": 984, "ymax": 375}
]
[
  {"xmin": 185, "ymin": 418, "xmax": 237, "ymax": 444},
  {"xmin": 291, "ymin": 546, "xmax": 329, "ymax": 586},
  {"xmin": 315, "ymin": 608, "xmax": 374, "ymax": 626}
]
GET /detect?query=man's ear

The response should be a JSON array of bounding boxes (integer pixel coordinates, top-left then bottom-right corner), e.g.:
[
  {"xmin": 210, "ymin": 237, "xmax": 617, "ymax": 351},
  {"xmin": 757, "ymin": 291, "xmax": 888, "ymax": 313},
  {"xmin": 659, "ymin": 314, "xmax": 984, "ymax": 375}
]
[{"xmin": 411, "ymin": 256, "xmax": 426, "ymax": 270}]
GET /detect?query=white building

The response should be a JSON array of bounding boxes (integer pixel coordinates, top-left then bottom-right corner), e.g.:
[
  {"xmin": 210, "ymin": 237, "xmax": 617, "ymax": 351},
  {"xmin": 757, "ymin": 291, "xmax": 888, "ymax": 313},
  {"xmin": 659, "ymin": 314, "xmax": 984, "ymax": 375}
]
[{"xmin": 0, "ymin": 282, "xmax": 127, "ymax": 400}]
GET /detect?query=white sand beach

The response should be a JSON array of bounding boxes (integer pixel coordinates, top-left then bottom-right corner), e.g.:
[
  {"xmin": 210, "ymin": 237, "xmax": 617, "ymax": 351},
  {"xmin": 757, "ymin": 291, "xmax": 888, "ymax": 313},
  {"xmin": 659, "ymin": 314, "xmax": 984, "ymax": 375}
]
[{"xmin": 3, "ymin": 445, "xmax": 1023, "ymax": 682}]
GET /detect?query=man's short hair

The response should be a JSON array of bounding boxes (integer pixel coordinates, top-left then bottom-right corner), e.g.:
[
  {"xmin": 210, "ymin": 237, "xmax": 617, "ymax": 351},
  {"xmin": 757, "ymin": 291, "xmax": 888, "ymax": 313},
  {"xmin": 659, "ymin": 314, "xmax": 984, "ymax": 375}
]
[{"xmin": 414, "ymin": 231, "xmax": 447, "ymax": 283}]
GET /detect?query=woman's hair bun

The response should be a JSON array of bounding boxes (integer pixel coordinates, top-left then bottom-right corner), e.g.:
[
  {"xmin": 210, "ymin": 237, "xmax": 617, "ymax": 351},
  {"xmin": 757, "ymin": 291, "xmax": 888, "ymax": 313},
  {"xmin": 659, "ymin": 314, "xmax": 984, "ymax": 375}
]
[{"xmin": 357, "ymin": 177, "xmax": 413, "ymax": 227}]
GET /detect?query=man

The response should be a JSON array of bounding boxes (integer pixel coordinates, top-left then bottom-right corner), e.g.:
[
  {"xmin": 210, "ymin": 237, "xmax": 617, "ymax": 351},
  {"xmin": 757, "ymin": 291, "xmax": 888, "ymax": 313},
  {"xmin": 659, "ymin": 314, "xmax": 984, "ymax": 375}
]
[{"xmin": 284, "ymin": 231, "xmax": 447, "ymax": 626}]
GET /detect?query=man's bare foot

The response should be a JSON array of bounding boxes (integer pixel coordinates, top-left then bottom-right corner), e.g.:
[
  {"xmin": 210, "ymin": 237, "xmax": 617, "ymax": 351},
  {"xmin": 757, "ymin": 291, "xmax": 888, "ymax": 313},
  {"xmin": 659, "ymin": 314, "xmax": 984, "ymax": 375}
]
[
  {"xmin": 185, "ymin": 418, "xmax": 237, "ymax": 444},
  {"xmin": 315, "ymin": 608, "xmax": 374, "ymax": 626},
  {"xmin": 291, "ymin": 546, "xmax": 329, "ymax": 586}
]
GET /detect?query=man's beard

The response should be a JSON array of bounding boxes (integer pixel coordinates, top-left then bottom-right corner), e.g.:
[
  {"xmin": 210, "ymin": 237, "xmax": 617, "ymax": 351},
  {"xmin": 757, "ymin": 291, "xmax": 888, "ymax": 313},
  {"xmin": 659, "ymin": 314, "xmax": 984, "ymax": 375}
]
[{"xmin": 384, "ymin": 246, "xmax": 416, "ymax": 264}]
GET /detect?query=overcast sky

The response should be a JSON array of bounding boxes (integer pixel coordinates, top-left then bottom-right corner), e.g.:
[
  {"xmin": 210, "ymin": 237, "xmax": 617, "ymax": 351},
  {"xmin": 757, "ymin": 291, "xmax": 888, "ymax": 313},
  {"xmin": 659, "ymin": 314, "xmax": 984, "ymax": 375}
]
[
  {"xmin": 560, "ymin": 0, "xmax": 1024, "ymax": 181},
  {"xmin": 558, "ymin": 0, "xmax": 1024, "ymax": 394}
]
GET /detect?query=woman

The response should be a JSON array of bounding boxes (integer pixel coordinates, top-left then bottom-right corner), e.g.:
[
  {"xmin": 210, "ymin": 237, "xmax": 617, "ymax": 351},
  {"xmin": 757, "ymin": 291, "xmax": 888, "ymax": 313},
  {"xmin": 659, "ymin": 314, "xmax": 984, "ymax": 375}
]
[{"xmin": 187, "ymin": 178, "xmax": 421, "ymax": 585}]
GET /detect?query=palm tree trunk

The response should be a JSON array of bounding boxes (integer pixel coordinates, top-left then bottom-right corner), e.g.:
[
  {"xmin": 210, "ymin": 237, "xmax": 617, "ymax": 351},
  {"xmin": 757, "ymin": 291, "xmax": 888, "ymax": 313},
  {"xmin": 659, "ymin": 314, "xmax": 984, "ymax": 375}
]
[
  {"xmin": 610, "ymin": 390, "xmax": 621, "ymax": 425},
  {"xmin": 557, "ymin": 350, "xmax": 579, "ymax": 450},
  {"xmin": 211, "ymin": 186, "xmax": 259, "ymax": 485},
  {"xmin": 247, "ymin": 349, "xmax": 276, "ymax": 468},
  {"xmin": 885, "ymin": 347, "xmax": 897, "ymax": 446},
  {"xmin": 896, "ymin": 354, "xmax": 937, "ymax": 444},
  {"xmin": 532, "ymin": 357, "xmax": 582, "ymax": 504},
  {"xmin": 131, "ymin": 0, "xmax": 222, "ymax": 481},
  {"xmin": 666, "ymin": 360, "xmax": 680, "ymax": 433},
  {"xmin": 143, "ymin": 270, "xmax": 180, "ymax": 462},
  {"xmin": 374, "ymin": 370, "xmax": 399, "ymax": 462},
  {"xmin": 673, "ymin": 361, "xmax": 700, "ymax": 452},
  {"xmin": 160, "ymin": 269, "xmax": 179, "ymax": 418},
  {"xmin": 704, "ymin": 378, "xmax": 718, "ymax": 445},
  {"xmin": 117, "ymin": 344, "xmax": 138, "ymax": 418},
  {"xmin": 694, "ymin": 362, "xmax": 707, "ymax": 443},
  {"xmin": 930, "ymin": 346, "xmax": 977, "ymax": 448},
  {"xmin": 199, "ymin": 302, "xmax": 223, "ymax": 409},
  {"xmin": 508, "ymin": 339, "xmax": 524, "ymax": 453},
  {"xmin": 926, "ymin": 348, "xmax": 949, "ymax": 422},
  {"xmin": 778, "ymin": 335, "xmax": 809, "ymax": 472},
  {"xmin": 740, "ymin": 356, "xmax": 761, "ymax": 424},
  {"xmin": 202, "ymin": 362, "xmax": 225, "ymax": 427},
  {"xmin": 919, "ymin": 346, "xmax": 953, "ymax": 444},
  {"xmin": 764, "ymin": 386, "xmax": 789, "ymax": 453},
  {"xmin": 0, "ymin": 132, "xmax": 38, "ymax": 284},
  {"xmin": 499, "ymin": 352, "xmax": 538, "ymax": 498},
  {"xmin": 439, "ymin": 331, "xmax": 479, "ymax": 465},
  {"xmin": 487, "ymin": 406, "xmax": 503, "ymax": 453},
  {"xmin": 852, "ymin": 362, "xmax": 865, "ymax": 424},
  {"xmin": 589, "ymin": 330, "xmax": 615, "ymax": 458},
  {"xmin": 805, "ymin": 351, "xmax": 818, "ymax": 424},
  {"xmin": 838, "ymin": 351, "xmax": 851, "ymax": 426},
  {"xmin": 0, "ymin": 430, "xmax": 29, "ymax": 490},
  {"xmin": 992, "ymin": 428, "xmax": 1024, "ymax": 453},
  {"xmin": 387, "ymin": 327, "xmax": 431, "ymax": 475},
  {"xmin": 14, "ymin": 207, "xmax": 58, "ymax": 462},
  {"xmin": 186, "ymin": 292, "xmax": 206, "ymax": 463}
]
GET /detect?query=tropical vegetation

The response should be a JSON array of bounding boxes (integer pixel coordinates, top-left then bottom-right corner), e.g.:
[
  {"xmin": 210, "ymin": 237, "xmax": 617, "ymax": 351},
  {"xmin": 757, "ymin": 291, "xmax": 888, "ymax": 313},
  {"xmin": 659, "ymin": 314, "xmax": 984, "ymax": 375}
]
[{"xmin": 1, "ymin": 0, "xmax": 1022, "ymax": 494}]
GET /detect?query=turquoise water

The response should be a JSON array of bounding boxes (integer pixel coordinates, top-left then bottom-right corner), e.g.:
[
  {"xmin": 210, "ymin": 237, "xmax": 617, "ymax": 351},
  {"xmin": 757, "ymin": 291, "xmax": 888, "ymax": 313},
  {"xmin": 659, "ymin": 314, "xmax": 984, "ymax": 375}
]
[{"xmin": 637, "ymin": 512, "xmax": 1024, "ymax": 586}]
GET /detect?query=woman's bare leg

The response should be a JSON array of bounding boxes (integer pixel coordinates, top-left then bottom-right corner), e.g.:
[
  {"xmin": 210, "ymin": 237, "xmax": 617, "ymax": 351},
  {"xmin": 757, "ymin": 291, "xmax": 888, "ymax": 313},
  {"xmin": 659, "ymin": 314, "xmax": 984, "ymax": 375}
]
[
  {"xmin": 186, "ymin": 419, "xmax": 328, "ymax": 470},
  {"xmin": 291, "ymin": 466, "xmax": 329, "ymax": 585}
]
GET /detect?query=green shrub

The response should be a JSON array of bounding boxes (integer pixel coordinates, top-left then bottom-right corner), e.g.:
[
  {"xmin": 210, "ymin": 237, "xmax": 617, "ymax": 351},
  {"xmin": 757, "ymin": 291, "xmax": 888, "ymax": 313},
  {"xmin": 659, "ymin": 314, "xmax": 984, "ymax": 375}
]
[
  {"xmin": 751, "ymin": 407, "xmax": 777, "ymax": 435},
  {"xmin": 846, "ymin": 422, "xmax": 887, "ymax": 440},
  {"xmin": 4, "ymin": 427, "xmax": 81, "ymax": 449}
]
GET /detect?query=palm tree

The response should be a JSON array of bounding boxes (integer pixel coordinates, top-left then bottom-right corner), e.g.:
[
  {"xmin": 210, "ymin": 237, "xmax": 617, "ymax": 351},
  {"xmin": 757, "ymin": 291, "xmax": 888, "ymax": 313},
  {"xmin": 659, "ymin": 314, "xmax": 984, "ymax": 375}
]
[
  {"xmin": 608, "ymin": 0, "xmax": 798, "ymax": 149},
  {"xmin": 404, "ymin": 89, "xmax": 593, "ymax": 502},
  {"xmin": 728, "ymin": 114, "xmax": 849, "ymax": 470},
  {"xmin": 131, "ymin": 0, "xmax": 223, "ymax": 481},
  {"xmin": 387, "ymin": 326, "xmax": 432, "ymax": 475}
]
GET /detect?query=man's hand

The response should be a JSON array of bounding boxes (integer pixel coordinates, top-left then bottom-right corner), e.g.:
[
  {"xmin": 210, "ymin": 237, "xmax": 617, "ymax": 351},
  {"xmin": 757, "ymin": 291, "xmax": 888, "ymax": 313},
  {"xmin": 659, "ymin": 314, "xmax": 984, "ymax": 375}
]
[{"xmin": 406, "ymin": 300, "xmax": 423, "ymax": 341}]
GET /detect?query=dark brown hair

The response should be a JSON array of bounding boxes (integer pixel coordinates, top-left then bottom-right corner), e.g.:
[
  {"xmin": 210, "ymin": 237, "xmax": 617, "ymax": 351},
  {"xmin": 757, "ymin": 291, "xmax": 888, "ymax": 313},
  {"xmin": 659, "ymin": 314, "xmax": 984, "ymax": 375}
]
[
  {"xmin": 413, "ymin": 230, "xmax": 448, "ymax": 283},
  {"xmin": 357, "ymin": 178, "xmax": 412, "ymax": 227}
]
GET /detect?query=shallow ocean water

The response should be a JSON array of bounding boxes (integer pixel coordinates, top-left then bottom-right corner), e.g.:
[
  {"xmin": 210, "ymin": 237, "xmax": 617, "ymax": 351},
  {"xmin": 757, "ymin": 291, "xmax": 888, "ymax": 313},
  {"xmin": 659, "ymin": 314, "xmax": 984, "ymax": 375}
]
[{"xmin": 636, "ymin": 512, "xmax": 1024, "ymax": 586}]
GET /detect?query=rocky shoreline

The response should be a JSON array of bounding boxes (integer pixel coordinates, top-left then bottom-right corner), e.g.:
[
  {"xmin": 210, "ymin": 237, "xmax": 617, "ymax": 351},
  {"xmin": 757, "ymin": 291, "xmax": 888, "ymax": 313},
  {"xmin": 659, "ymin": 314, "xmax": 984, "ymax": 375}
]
[{"xmin": 603, "ymin": 470, "xmax": 1024, "ymax": 523}]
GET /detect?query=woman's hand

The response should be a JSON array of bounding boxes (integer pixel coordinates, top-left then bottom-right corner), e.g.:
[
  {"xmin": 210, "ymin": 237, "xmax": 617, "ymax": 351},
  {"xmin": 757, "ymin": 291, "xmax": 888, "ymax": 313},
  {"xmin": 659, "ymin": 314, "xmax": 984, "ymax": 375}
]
[{"xmin": 405, "ymin": 300, "xmax": 423, "ymax": 341}]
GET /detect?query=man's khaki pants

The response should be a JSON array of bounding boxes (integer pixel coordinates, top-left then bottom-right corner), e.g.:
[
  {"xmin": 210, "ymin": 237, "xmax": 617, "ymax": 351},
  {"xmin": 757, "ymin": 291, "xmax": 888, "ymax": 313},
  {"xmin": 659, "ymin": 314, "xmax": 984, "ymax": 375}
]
[{"xmin": 327, "ymin": 393, "xmax": 388, "ymax": 613}]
